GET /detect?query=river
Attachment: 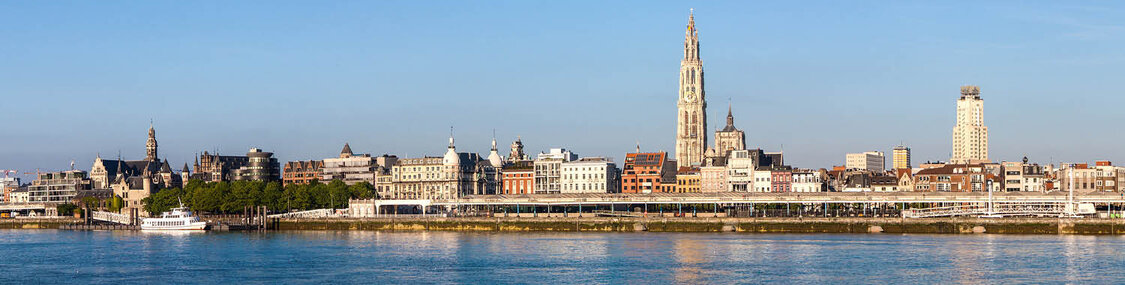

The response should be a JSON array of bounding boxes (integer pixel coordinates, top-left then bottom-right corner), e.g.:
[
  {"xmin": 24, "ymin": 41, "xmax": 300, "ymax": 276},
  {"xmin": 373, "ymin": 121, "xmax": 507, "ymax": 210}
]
[{"xmin": 2, "ymin": 230, "xmax": 1123, "ymax": 283}]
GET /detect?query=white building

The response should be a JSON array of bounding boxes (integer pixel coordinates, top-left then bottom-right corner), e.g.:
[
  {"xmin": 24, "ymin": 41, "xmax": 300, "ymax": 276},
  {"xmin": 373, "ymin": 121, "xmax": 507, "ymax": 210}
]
[
  {"xmin": 952, "ymin": 85, "xmax": 989, "ymax": 164},
  {"xmin": 10, "ymin": 188, "xmax": 28, "ymax": 203},
  {"xmin": 727, "ymin": 150, "xmax": 755, "ymax": 192},
  {"xmin": 791, "ymin": 171, "xmax": 824, "ymax": 193},
  {"xmin": 752, "ymin": 169, "xmax": 772, "ymax": 192},
  {"xmin": 321, "ymin": 143, "xmax": 393, "ymax": 185},
  {"xmin": 560, "ymin": 157, "xmax": 618, "ymax": 194},
  {"xmin": 846, "ymin": 151, "xmax": 885, "ymax": 173},
  {"xmin": 533, "ymin": 148, "xmax": 577, "ymax": 194},
  {"xmin": 389, "ymin": 135, "xmax": 492, "ymax": 199}
]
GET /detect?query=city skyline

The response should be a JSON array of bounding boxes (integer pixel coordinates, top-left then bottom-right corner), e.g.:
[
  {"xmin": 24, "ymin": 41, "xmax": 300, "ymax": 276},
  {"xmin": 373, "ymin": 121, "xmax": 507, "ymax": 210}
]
[{"xmin": 3, "ymin": 2, "xmax": 1124, "ymax": 180}]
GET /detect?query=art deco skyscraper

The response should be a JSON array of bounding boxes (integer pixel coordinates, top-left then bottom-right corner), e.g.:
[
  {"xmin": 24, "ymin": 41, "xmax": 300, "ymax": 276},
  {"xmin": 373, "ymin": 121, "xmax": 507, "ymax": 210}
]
[
  {"xmin": 675, "ymin": 10, "xmax": 707, "ymax": 167},
  {"xmin": 951, "ymin": 85, "xmax": 989, "ymax": 164}
]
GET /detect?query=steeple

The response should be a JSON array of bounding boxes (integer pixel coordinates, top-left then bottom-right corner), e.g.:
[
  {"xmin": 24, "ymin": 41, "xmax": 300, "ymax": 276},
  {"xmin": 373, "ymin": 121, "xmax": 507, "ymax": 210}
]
[
  {"xmin": 676, "ymin": 9, "xmax": 707, "ymax": 167},
  {"xmin": 725, "ymin": 101, "xmax": 734, "ymax": 128},
  {"xmin": 145, "ymin": 122, "xmax": 158, "ymax": 161}
]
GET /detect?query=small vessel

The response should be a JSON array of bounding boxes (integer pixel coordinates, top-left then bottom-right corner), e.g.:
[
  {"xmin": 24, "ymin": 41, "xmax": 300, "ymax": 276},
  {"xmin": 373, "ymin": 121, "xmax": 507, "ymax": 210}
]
[{"xmin": 141, "ymin": 201, "xmax": 208, "ymax": 231}]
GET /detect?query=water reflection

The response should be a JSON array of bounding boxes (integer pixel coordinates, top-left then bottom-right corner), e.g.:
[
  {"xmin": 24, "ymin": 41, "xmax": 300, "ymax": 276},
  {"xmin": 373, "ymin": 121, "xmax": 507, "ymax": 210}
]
[{"xmin": 6, "ymin": 230, "xmax": 1125, "ymax": 283}]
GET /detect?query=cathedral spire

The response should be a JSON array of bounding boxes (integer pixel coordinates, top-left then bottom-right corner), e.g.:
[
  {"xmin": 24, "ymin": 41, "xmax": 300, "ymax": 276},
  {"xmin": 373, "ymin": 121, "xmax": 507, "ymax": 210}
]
[
  {"xmin": 726, "ymin": 100, "xmax": 734, "ymax": 128},
  {"xmin": 676, "ymin": 9, "xmax": 706, "ymax": 167}
]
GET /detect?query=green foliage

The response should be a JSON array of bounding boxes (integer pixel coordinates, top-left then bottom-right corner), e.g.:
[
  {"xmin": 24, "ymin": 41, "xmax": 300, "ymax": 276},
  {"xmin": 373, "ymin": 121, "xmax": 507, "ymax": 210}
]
[
  {"xmin": 80, "ymin": 197, "xmax": 101, "ymax": 210},
  {"xmin": 143, "ymin": 179, "xmax": 366, "ymax": 215},
  {"xmin": 109, "ymin": 196, "xmax": 124, "ymax": 212},
  {"xmin": 57, "ymin": 203, "xmax": 79, "ymax": 216}
]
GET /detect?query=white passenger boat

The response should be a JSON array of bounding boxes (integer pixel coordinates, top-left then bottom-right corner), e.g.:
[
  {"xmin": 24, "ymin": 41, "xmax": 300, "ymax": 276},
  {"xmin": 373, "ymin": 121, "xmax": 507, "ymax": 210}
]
[{"xmin": 141, "ymin": 203, "xmax": 208, "ymax": 231}]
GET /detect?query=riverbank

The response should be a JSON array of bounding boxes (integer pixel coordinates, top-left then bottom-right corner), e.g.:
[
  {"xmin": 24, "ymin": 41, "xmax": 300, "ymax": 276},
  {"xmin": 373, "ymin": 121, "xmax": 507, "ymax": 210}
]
[
  {"xmin": 276, "ymin": 217, "xmax": 1125, "ymax": 235},
  {"xmin": 9, "ymin": 217, "xmax": 1125, "ymax": 234},
  {"xmin": 0, "ymin": 218, "xmax": 80, "ymax": 229}
]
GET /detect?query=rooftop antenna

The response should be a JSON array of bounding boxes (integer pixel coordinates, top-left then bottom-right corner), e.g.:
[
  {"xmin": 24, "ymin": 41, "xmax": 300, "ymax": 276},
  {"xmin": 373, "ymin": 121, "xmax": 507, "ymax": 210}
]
[{"xmin": 636, "ymin": 140, "xmax": 641, "ymax": 153}]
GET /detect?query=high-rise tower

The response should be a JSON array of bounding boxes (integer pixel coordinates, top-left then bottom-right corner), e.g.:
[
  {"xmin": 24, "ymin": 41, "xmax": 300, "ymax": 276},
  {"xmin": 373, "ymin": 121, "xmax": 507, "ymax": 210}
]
[
  {"xmin": 145, "ymin": 124, "xmax": 158, "ymax": 161},
  {"xmin": 893, "ymin": 145, "xmax": 911, "ymax": 170},
  {"xmin": 951, "ymin": 85, "xmax": 989, "ymax": 164},
  {"xmin": 676, "ymin": 10, "xmax": 707, "ymax": 167}
]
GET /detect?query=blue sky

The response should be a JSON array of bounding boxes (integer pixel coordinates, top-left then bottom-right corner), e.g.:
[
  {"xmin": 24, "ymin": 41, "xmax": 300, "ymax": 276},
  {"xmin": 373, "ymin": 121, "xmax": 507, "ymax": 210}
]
[{"xmin": 1, "ymin": 1, "xmax": 1123, "ymax": 180}]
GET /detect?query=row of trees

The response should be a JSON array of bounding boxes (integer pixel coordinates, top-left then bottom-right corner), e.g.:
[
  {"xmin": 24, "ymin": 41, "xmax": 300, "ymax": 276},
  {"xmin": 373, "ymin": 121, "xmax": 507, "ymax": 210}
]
[{"xmin": 141, "ymin": 179, "xmax": 373, "ymax": 216}]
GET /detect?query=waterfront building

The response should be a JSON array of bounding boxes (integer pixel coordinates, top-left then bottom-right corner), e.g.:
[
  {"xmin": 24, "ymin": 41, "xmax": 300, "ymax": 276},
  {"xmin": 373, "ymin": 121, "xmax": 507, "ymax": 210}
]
[
  {"xmin": 675, "ymin": 11, "xmax": 707, "ymax": 167},
  {"xmin": 674, "ymin": 167, "xmax": 701, "ymax": 193},
  {"xmin": 110, "ymin": 167, "xmax": 154, "ymax": 216},
  {"xmin": 9, "ymin": 187, "xmax": 28, "ymax": 203},
  {"xmin": 533, "ymin": 148, "xmax": 577, "ymax": 194},
  {"xmin": 1, "ymin": 177, "xmax": 19, "ymax": 203},
  {"xmin": 231, "ymin": 148, "xmax": 281, "ymax": 182},
  {"xmin": 28, "ymin": 170, "xmax": 91, "ymax": 204},
  {"xmin": 620, "ymin": 152, "xmax": 676, "ymax": 194},
  {"xmin": 770, "ymin": 167, "xmax": 793, "ymax": 192},
  {"xmin": 192, "ymin": 151, "xmax": 250, "ymax": 182},
  {"xmin": 1001, "ymin": 157, "xmax": 1045, "ymax": 192},
  {"xmin": 791, "ymin": 170, "xmax": 825, "ymax": 192},
  {"xmin": 1093, "ymin": 161, "xmax": 1120, "ymax": 192},
  {"xmin": 896, "ymin": 169, "xmax": 915, "ymax": 192},
  {"xmin": 282, "ymin": 160, "xmax": 323, "ymax": 186},
  {"xmin": 699, "ymin": 158, "xmax": 727, "ymax": 193},
  {"xmin": 559, "ymin": 157, "xmax": 619, "ymax": 194},
  {"xmin": 388, "ymin": 135, "xmax": 493, "ymax": 199},
  {"xmin": 320, "ymin": 143, "xmax": 395, "ymax": 186},
  {"xmin": 727, "ymin": 150, "xmax": 755, "ymax": 192},
  {"xmin": 871, "ymin": 175, "xmax": 899, "ymax": 192},
  {"xmin": 501, "ymin": 161, "xmax": 534, "ymax": 195},
  {"xmin": 951, "ymin": 85, "xmax": 990, "ymax": 164},
  {"xmin": 913, "ymin": 164, "xmax": 998, "ymax": 192},
  {"xmin": 713, "ymin": 104, "xmax": 746, "ymax": 157},
  {"xmin": 893, "ymin": 145, "xmax": 911, "ymax": 170},
  {"xmin": 752, "ymin": 169, "xmax": 772, "ymax": 192},
  {"xmin": 90, "ymin": 126, "xmax": 180, "ymax": 189},
  {"xmin": 1056, "ymin": 162, "xmax": 1120, "ymax": 193},
  {"xmin": 845, "ymin": 151, "xmax": 885, "ymax": 173}
]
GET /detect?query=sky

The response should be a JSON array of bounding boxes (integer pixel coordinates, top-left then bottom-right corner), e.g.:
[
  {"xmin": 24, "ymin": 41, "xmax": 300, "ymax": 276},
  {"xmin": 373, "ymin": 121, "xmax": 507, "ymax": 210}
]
[{"xmin": 1, "ymin": 1, "xmax": 1123, "ymax": 181}]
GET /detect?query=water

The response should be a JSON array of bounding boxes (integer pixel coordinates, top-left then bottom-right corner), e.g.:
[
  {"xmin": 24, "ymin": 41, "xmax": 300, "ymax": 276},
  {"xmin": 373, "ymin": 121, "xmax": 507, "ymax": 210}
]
[{"xmin": 2, "ymin": 230, "xmax": 1124, "ymax": 284}]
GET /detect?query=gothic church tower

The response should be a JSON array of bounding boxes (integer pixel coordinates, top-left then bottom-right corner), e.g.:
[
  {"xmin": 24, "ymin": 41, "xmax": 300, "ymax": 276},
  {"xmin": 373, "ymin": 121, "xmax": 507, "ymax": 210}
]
[{"xmin": 676, "ymin": 10, "xmax": 707, "ymax": 167}]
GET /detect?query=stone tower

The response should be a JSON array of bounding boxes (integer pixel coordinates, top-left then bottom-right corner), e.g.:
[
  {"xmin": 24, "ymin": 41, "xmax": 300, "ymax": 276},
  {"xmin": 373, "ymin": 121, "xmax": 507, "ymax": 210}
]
[
  {"xmin": 676, "ymin": 10, "xmax": 707, "ymax": 167},
  {"xmin": 145, "ymin": 124, "xmax": 158, "ymax": 161},
  {"xmin": 714, "ymin": 102, "xmax": 745, "ymax": 156},
  {"xmin": 951, "ymin": 85, "xmax": 989, "ymax": 164}
]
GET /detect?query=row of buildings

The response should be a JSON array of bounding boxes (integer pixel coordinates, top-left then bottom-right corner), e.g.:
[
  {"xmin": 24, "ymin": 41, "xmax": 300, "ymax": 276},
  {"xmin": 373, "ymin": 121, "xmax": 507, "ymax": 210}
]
[{"xmin": 4, "ymin": 12, "xmax": 1123, "ymax": 218}]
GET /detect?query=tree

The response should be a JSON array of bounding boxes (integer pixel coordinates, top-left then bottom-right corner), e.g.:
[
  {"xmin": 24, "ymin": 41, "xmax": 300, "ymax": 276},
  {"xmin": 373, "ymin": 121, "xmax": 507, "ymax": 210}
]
[
  {"xmin": 326, "ymin": 180, "xmax": 349, "ymax": 209},
  {"xmin": 349, "ymin": 182, "xmax": 374, "ymax": 200},
  {"xmin": 261, "ymin": 181, "xmax": 283, "ymax": 212},
  {"xmin": 56, "ymin": 203, "xmax": 79, "ymax": 216}
]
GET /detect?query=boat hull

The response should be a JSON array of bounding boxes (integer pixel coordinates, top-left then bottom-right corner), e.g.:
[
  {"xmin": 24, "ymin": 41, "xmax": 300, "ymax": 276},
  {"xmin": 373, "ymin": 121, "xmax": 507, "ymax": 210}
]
[{"xmin": 140, "ymin": 222, "xmax": 208, "ymax": 231}]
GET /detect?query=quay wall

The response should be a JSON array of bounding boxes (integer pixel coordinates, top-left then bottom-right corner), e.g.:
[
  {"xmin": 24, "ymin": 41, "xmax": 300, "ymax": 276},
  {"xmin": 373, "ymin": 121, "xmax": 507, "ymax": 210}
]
[
  {"xmin": 0, "ymin": 218, "xmax": 81, "ymax": 229},
  {"xmin": 277, "ymin": 217, "xmax": 1125, "ymax": 235}
]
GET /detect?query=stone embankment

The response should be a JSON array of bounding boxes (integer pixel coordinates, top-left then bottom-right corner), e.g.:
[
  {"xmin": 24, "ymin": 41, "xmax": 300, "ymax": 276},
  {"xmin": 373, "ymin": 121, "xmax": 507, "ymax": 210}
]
[
  {"xmin": 0, "ymin": 218, "xmax": 80, "ymax": 229},
  {"xmin": 6, "ymin": 217, "xmax": 1125, "ymax": 235},
  {"xmin": 277, "ymin": 217, "xmax": 1125, "ymax": 235}
]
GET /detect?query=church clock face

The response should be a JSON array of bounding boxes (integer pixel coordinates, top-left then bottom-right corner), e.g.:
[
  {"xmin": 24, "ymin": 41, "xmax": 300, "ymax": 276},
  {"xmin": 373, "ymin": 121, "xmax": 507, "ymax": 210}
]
[{"xmin": 684, "ymin": 90, "xmax": 696, "ymax": 102}]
